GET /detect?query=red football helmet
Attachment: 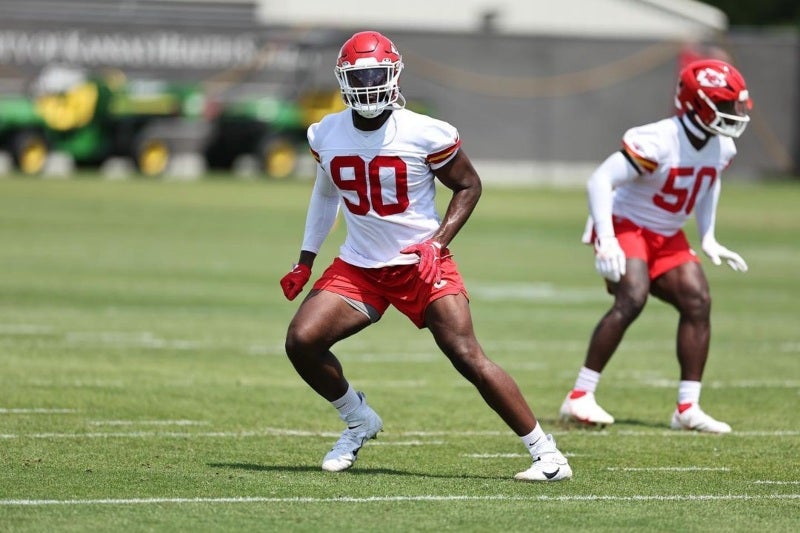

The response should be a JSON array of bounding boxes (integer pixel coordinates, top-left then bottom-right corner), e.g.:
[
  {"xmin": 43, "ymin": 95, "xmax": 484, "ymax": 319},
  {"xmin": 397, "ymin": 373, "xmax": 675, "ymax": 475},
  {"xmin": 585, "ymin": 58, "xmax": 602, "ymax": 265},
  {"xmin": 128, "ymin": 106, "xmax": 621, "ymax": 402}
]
[
  {"xmin": 334, "ymin": 31, "xmax": 405, "ymax": 118},
  {"xmin": 675, "ymin": 59, "xmax": 752, "ymax": 138}
]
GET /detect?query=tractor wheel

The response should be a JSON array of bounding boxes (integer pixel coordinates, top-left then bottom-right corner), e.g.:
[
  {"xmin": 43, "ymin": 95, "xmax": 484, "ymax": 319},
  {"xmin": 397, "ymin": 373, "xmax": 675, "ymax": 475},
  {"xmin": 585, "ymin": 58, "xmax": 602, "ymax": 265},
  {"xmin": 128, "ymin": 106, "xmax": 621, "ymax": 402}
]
[
  {"xmin": 260, "ymin": 136, "xmax": 299, "ymax": 179},
  {"xmin": 135, "ymin": 137, "xmax": 170, "ymax": 177},
  {"xmin": 12, "ymin": 131, "xmax": 48, "ymax": 175}
]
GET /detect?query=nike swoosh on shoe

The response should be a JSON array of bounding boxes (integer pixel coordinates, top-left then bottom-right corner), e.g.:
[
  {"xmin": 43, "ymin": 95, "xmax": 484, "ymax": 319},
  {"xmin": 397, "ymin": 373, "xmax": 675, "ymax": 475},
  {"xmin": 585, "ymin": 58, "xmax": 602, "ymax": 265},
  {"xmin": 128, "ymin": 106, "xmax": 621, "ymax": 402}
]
[{"xmin": 543, "ymin": 469, "xmax": 560, "ymax": 480}]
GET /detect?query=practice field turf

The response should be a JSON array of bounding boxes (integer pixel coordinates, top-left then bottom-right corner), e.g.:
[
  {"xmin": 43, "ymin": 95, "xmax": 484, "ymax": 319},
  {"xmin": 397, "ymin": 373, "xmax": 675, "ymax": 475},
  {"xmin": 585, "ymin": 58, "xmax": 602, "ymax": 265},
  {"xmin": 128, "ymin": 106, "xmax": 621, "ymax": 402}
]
[{"xmin": 1, "ymin": 176, "xmax": 798, "ymax": 532}]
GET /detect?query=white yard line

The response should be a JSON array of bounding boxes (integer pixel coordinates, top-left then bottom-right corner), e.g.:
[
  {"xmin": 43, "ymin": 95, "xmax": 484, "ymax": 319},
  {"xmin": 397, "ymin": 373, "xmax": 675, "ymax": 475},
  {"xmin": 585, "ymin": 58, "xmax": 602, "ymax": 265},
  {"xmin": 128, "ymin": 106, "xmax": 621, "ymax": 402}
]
[
  {"xmin": 461, "ymin": 452, "xmax": 583, "ymax": 459},
  {"xmin": 1, "ymin": 428, "xmax": 798, "ymax": 439},
  {"xmin": 0, "ymin": 408, "xmax": 77, "ymax": 414},
  {"xmin": 1, "ymin": 494, "xmax": 798, "ymax": 506},
  {"xmin": 64, "ymin": 331, "xmax": 204, "ymax": 350},
  {"xmin": 463, "ymin": 453, "xmax": 530, "ymax": 458},
  {"xmin": 371, "ymin": 440, "xmax": 444, "ymax": 446},
  {"xmin": 635, "ymin": 378, "xmax": 800, "ymax": 389},
  {"xmin": 612, "ymin": 429, "xmax": 800, "ymax": 437},
  {"xmin": 606, "ymin": 467, "xmax": 731, "ymax": 472},
  {"xmin": 88, "ymin": 420, "xmax": 210, "ymax": 426},
  {"xmin": 468, "ymin": 282, "xmax": 608, "ymax": 303},
  {"xmin": 0, "ymin": 324, "xmax": 54, "ymax": 334}
]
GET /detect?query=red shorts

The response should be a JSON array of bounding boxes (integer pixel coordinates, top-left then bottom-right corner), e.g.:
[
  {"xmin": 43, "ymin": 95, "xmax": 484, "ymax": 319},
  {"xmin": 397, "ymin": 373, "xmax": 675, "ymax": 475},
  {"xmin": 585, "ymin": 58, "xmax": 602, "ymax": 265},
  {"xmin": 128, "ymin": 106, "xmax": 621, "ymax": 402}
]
[
  {"xmin": 612, "ymin": 217, "xmax": 699, "ymax": 280},
  {"xmin": 312, "ymin": 255, "xmax": 468, "ymax": 329}
]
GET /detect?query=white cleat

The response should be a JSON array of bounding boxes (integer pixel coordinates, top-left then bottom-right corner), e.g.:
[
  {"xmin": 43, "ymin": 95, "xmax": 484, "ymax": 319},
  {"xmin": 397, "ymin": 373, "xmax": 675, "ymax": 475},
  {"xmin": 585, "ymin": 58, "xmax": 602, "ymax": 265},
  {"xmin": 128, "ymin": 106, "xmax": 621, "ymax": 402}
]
[
  {"xmin": 559, "ymin": 391, "xmax": 615, "ymax": 427},
  {"xmin": 670, "ymin": 404, "xmax": 731, "ymax": 434},
  {"xmin": 515, "ymin": 434, "xmax": 573, "ymax": 482},
  {"xmin": 321, "ymin": 392, "xmax": 383, "ymax": 472}
]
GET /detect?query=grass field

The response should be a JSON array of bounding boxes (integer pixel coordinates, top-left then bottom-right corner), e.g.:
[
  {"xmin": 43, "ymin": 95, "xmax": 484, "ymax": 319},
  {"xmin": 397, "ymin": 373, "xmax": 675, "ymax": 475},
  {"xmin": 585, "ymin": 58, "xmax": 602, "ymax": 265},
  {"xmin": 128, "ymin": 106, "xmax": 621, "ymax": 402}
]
[{"xmin": 1, "ymin": 175, "xmax": 798, "ymax": 532}]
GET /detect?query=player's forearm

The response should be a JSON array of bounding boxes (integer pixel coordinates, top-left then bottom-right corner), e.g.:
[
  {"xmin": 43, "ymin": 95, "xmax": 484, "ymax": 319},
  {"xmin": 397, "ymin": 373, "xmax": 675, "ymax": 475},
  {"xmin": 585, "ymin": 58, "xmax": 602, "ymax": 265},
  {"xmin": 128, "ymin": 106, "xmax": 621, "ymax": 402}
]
[
  {"xmin": 587, "ymin": 151, "xmax": 638, "ymax": 237},
  {"xmin": 587, "ymin": 175, "xmax": 615, "ymax": 238},
  {"xmin": 299, "ymin": 172, "xmax": 340, "ymax": 255},
  {"xmin": 294, "ymin": 249, "xmax": 318, "ymax": 269},
  {"xmin": 434, "ymin": 183, "xmax": 481, "ymax": 247},
  {"xmin": 301, "ymin": 204, "xmax": 336, "ymax": 254},
  {"xmin": 695, "ymin": 178, "xmax": 721, "ymax": 241}
]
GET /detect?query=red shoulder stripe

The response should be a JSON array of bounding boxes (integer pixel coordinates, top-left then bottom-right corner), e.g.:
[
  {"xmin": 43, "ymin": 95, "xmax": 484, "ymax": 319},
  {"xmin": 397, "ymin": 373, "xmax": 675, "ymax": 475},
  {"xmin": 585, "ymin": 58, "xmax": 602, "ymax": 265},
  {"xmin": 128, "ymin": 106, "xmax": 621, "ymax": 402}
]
[
  {"xmin": 622, "ymin": 141, "xmax": 657, "ymax": 173},
  {"xmin": 426, "ymin": 137, "xmax": 462, "ymax": 165},
  {"xmin": 309, "ymin": 148, "xmax": 320, "ymax": 164}
]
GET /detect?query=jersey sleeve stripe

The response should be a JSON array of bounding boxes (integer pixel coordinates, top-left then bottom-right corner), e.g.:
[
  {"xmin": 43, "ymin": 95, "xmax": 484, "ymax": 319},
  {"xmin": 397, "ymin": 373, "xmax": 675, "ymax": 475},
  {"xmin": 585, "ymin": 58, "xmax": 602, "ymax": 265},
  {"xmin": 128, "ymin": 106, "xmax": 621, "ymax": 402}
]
[
  {"xmin": 426, "ymin": 138, "xmax": 462, "ymax": 165},
  {"xmin": 622, "ymin": 141, "xmax": 657, "ymax": 173},
  {"xmin": 309, "ymin": 148, "xmax": 320, "ymax": 164},
  {"xmin": 619, "ymin": 148, "xmax": 643, "ymax": 175}
]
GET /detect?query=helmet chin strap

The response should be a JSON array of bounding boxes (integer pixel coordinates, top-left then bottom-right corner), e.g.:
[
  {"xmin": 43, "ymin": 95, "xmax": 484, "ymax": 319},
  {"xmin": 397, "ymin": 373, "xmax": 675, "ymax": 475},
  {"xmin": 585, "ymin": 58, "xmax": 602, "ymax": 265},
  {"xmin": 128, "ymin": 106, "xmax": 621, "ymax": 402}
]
[
  {"xmin": 355, "ymin": 107, "xmax": 385, "ymax": 119},
  {"xmin": 681, "ymin": 112, "xmax": 709, "ymax": 140},
  {"xmin": 354, "ymin": 95, "xmax": 406, "ymax": 119}
]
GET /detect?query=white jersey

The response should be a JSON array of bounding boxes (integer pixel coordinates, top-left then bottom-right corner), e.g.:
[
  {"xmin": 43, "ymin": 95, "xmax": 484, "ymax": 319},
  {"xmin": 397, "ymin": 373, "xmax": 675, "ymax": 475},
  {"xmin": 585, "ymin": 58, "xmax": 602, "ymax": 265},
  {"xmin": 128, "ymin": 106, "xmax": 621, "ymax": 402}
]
[
  {"xmin": 306, "ymin": 108, "xmax": 461, "ymax": 268},
  {"xmin": 613, "ymin": 116, "xmax": 736, "ymax": 236}
]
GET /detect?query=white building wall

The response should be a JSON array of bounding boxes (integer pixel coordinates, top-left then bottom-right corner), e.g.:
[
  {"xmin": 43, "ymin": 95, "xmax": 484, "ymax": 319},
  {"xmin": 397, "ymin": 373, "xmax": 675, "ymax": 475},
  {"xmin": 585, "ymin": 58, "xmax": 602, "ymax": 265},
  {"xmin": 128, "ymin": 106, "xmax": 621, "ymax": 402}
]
[{"xmin": 255, "ymin": 0, "xmax": 726, "ymax": 39}]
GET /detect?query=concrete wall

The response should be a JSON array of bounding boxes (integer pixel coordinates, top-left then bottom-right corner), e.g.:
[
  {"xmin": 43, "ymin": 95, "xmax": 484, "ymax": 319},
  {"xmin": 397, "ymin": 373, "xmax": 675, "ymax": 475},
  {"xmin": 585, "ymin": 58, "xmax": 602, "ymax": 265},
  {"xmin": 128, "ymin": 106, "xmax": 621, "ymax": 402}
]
[
  {"xmin": 0, "ymin": 1, "xmax": 796, "ymax": 182},
  {"xmin": 382, "ymin": 29, "xmax": 798, "ymax": 183}
]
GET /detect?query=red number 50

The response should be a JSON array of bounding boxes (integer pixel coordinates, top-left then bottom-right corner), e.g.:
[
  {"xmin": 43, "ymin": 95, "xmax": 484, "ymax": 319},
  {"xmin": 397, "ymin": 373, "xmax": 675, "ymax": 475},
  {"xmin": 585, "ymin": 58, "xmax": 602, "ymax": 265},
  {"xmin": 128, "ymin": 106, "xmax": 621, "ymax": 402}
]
[
  {"xmin": 653, "ymin": 166, "xmax": 716, "ymax": 214},
  {"xmin": 330, "ymin": 155, "xmax": 409, "ymax": 216}
]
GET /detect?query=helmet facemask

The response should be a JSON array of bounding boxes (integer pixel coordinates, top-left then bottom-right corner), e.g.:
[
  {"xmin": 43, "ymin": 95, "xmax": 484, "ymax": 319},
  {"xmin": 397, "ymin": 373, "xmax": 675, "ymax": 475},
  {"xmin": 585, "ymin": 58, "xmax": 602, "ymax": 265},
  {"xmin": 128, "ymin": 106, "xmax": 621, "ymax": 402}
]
[
  {"xmin": 699, "ymin": 91, "xmax": 750, "ymax": 138},
  {"xmin": 335, "ymin": 63, "xmax": 405, "ymax": 118}
]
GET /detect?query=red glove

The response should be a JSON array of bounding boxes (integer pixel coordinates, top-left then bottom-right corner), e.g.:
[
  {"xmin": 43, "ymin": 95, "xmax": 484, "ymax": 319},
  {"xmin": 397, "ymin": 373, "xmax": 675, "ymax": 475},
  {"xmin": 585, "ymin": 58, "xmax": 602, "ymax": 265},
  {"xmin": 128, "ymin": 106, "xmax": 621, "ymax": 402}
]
[
  {"xmin": 400, "ymin": 239, "xmax": 443, "ymax": 285},
  {"xmin": 280, "ymin": 264, "xmax": 311, "ymax": 300}
]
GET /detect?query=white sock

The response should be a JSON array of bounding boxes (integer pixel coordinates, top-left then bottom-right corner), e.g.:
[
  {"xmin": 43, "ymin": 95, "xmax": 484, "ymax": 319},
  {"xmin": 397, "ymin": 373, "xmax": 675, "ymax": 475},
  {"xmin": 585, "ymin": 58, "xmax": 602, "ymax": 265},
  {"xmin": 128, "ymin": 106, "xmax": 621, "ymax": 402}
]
[
  {"xmin": 520, "ymin": 422, "xmax": 547, "ymax": 455},
  {"xmin": 574, "ymin": 366, "xmax": 602, "ymax": 393},
  {"xmin": 331, "ymin": 385, "xmax": 362, "ymax": 418},
  {"xmin": 677, "ymin": 380, "xmax": 702, "ymax": 405}
]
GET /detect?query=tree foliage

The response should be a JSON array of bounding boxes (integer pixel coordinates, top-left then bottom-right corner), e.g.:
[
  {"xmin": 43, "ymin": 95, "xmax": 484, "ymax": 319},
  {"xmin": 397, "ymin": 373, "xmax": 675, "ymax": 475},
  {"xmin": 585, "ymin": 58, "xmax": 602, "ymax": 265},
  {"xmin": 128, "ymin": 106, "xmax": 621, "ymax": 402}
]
[{"xmin": 699, "ymin": 0, "xmax": 800, "ymax": 27}]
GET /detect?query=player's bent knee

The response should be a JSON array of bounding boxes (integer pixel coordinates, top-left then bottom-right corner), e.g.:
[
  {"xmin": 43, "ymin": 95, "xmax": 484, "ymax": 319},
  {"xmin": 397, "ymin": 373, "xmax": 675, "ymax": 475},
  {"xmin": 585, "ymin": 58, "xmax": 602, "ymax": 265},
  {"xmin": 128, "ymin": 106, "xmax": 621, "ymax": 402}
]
[
  {"xmin": 679, "ymin": 290, "xmax": 711, "ymax": 319},
  {"xmin": 285, "ymin": 324, "xmax": 322, "ymax": 358}
]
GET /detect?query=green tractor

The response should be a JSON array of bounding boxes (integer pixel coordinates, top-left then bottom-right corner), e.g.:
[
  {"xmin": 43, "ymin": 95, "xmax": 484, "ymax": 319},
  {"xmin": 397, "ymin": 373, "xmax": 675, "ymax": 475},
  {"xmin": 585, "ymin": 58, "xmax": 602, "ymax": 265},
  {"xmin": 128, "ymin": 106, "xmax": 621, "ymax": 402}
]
[
  {"xmin": 0, "ymin": 65, "xmax": 206, "ymax": 176},
  {"xmin": 0, "ymin": 94, "xmax": 49, "ymax": 175},
  {"xmin": 202, "ymin": 86, "xmax": 345, "ymax": 180},
  {"xmin": 200, "ymin": 32, "xmax": 434, "ymax": 180}
]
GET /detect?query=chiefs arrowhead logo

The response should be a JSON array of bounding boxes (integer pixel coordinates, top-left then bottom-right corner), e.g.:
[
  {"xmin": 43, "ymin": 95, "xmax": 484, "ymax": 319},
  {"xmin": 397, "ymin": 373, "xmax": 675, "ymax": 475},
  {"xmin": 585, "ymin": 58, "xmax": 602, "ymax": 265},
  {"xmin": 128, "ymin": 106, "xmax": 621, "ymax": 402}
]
[{"xmin": 696, "ymin": 67, "xmax": 728, "ymax": 88}]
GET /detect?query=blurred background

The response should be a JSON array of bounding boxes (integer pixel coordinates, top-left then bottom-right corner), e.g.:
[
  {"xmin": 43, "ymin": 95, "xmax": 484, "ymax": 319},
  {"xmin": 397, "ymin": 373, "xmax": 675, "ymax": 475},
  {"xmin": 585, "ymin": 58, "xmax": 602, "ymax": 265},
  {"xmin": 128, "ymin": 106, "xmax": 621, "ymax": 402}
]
[{"xmin": 0, "ymin": 0, "xmax": 796, "ymax": 184}]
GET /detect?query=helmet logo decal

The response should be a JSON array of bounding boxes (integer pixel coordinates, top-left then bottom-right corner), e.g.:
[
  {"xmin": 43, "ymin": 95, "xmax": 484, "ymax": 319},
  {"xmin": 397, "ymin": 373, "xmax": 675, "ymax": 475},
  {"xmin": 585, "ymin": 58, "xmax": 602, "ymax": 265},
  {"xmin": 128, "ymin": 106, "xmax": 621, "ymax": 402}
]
[{"xmin": 696, "ymin": 68, "xmax": 728, "ymax": 88}]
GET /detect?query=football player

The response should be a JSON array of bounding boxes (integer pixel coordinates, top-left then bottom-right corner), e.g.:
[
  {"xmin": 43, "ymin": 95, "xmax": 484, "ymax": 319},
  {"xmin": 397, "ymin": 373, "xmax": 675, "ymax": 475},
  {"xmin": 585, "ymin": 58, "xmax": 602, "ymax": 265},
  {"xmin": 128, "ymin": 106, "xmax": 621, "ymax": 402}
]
[
  {"xmin": 279, "ymin": 31, "xmax": 571, "ymax": 481},
  {"xmin": 559, "ymin": 59, "xmax": 751, "ymax": 433}
]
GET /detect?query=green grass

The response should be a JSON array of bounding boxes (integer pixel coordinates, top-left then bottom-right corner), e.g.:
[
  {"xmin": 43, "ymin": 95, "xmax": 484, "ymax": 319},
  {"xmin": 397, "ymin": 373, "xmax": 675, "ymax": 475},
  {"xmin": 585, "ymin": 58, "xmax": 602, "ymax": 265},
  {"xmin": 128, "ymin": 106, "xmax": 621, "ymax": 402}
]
[{"xmin": 0, "ymin": 175, "xmax": 798, "ymax": 532}]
